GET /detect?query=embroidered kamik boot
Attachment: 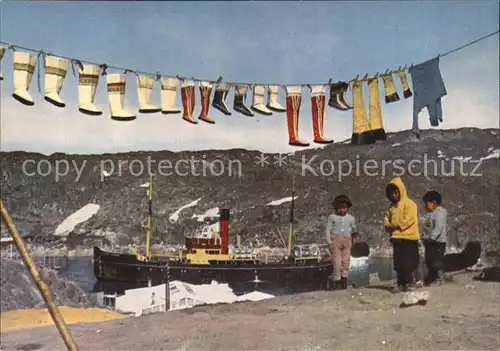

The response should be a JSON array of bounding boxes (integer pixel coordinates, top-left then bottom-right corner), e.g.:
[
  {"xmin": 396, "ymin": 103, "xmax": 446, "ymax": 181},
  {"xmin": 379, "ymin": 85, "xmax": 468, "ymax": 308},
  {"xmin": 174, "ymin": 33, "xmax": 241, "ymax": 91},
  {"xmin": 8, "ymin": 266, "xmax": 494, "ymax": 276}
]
[
  {"xmin": 44, "ymin": 55, "xmax": 69, "ymax": 108},
  {"xmin": 381, "ymin": 73, "xmax": 400, "ymax": 104},
  {"xmin": 233, "ymin": 85, "xmax": 254, "ymax": 117},
  {"xmin": 181, "ymin": 80, "xmax": 197, "ymax": 124},
  {"xmin": 160, "ymin": 77, "xmax": 181, "ymax": 114},
  {"xmin": 309, "ymin": 85, "xmax": 333, "ymax": 144},
  {"xmin": 251, "ymin": 85, "xmax": 272, "ymax": 115},
  {"xmin": 198, "ymin": 81, "xmax": 215, "ymax": 124},
  {"xmin": 12, "ymin": 51, "xmax": 37, "ymax": 106},
  {"xmin": 212, "ymin": 82, "xmax": 232, "ymax": 115},
  {"xmin": 137, "ymin": 74, "xmax": 160, "ymax": 113},
  {"xmin": 285, "ymin": 85, "xmax": 309, "ymax": 147},
  {"xmin": 0, "ymin": 46, "xmax": 6, "ymax": 81},
  {"xmin": 266, "ymin": 85, "xmax": 287, "ymax": 112},
  {"xmin": 78, "ymin": 64, "xmax": 103, "ymax": 115},
  {"xmin": 328, "ymin": 81, "xmax": 352, "ymax": 111},
  {"xmin": 366, "ymin": 76, "xmax": 387, "ymax": 141},
  {"xmin": 351, "ymin": 80, "xmax": 375, "ymax": 145},
  {"xmin": 107, "ymin": 73, "xmax": 136, "ymax": 121},
  {"xmin": 395, "ymin": 70, "xmax": 413, "ymax": 99}
]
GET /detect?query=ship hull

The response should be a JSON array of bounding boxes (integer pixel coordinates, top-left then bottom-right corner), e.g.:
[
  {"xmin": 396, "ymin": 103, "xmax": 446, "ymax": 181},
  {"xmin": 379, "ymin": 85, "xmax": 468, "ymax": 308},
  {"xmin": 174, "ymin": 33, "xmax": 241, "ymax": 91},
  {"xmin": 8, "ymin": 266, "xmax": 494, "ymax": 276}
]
[{"xmin": 93, "ymin": 247, "xmax": 333, "ymax": 294}]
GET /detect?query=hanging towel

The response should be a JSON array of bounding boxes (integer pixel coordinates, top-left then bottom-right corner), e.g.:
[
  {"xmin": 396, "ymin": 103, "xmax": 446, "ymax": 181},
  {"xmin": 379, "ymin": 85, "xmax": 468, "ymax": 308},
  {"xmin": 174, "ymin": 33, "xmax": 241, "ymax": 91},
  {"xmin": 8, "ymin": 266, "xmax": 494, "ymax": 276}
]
[{"xmin": 409, "ymin": 56, "xmax": 447, "ymax": 137}]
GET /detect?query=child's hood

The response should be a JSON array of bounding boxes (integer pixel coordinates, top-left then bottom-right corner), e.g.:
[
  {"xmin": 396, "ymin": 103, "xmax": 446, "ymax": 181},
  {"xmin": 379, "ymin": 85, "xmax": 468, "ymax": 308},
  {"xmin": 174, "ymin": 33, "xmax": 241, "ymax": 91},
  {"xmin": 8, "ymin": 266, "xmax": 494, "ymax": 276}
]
[{"xmin": 389, "ymin": 177, "xmax": 408, "ymax": 200}]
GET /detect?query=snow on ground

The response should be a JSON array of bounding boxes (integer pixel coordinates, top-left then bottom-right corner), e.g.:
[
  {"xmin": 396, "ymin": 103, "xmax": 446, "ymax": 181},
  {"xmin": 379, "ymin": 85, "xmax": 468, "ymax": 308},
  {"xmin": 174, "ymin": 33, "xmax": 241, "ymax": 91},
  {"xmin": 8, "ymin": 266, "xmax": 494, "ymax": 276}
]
[
  {"xmin": 237, "ymin": 291, "xmax": 275, "ymax": 302},
  {"xmin": 452, "ymin": 156, "xmax": 472, "ymax": 161},
  {"xmin": 481, "ymin": 148, "xmax": 499, "ymax": 160},
  {"xmin": 169, "ymin": 198, "xmax": 202, "ymax": 223},
  {"xmin": 266, "ymin": 196, "xmax": 299, "ymax": 206},
  {"xmin": 437, "ymin": 150, "xmax": 445, "ymax": 158},
  {"xmin": 192, "ymin": 207, "xmax": 220, "ymax": 222},
  {"xmin": 54, "ymin": 203, "xmax": 100, "ymax": 236},
  {"xmin": 115, "ymin": 280, "xmax": 276, "ymax": 316},
  {"xmin": 139, "ymin": 183, "xmax": 150, "ymax": 188},
  {"xmin": 391, "ymin": 143, "xmax": 401, "ymax": 147}
]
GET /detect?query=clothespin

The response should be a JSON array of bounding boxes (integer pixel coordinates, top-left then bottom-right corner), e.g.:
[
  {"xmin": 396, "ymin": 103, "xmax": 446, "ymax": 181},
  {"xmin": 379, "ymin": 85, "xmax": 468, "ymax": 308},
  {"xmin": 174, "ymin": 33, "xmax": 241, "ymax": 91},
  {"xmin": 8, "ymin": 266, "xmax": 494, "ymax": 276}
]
[
  {"xmin": 362, "ymin": 73, "xmax": 369, "ymax": 81},
  {"xmin": 176, "ymin": 74, "xmax": 184, "ymax": 82},
  {"xmin": 397, "ymin": 65, "xmax": 402, "ymax": 71},
  {"xmin": 155, "ymin": 71, "xmax": 162, "ymax": 81},
  {"xmin": 7, "ymin": 45, "xmax": 16, "ymax": 52},
  {"xmin": 99, "ymin": 63, "xmax": 108, "ymax": 75},
  {"xmin": 409, "ymin": 63, "xmax": 414, "ymax": 69},
  {"xmin": 73, "ymin": 59, "xmax": 84, "ymax": 72},
  {"xmin": 328, "ymin": 77, "xmax": 333, "ymax": 85},
  {"xmin": 384, "ymin": 69, "xmax": 389, "ymax": 75},
  {"xmin": 403, "ymin": 64, "xmax": 407, "ymax": 70},
  {"xmin": 374, "ymin": 72, "xmax": 379, "ymax": 78},
  {"xmin": 216, "ymin": 76, "xmax": 223, "ymax": 84}
]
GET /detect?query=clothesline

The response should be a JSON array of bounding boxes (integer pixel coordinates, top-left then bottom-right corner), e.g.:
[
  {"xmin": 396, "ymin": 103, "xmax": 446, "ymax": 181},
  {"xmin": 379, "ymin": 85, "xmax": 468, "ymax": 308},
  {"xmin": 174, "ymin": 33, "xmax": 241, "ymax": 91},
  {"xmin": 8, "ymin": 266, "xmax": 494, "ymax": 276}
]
[{"xmin": 0, "ymin": 29, "xmax": 498, "ymax": 87}]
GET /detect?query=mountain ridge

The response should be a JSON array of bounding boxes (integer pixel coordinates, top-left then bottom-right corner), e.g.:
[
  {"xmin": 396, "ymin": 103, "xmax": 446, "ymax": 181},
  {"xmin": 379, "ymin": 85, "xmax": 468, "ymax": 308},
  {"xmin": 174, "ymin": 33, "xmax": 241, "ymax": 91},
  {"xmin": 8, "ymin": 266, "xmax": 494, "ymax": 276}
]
[{"xmin": 1, "ymin": 127, "xmax": 499, "ymax": 255}]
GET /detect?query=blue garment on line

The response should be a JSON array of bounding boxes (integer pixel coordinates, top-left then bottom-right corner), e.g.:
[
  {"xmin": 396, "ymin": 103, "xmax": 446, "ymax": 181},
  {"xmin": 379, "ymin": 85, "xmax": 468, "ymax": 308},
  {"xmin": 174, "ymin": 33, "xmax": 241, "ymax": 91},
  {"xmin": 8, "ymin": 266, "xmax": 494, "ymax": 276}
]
[{"xmin": 409, "ymin": 56, "xmax": 447, "ymax": 135}]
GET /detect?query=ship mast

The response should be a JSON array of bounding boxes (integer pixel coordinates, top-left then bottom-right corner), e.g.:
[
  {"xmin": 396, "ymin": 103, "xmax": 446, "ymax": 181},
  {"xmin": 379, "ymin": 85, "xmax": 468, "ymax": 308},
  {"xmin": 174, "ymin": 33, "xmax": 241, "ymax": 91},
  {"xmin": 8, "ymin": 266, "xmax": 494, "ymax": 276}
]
[
  {"xmin": 145, "ymin": 173, "xmax": 153, "ymax": 259},
  {"xmin": 287, "ymin": 168, "xmax": 295, "ymax": 256}
]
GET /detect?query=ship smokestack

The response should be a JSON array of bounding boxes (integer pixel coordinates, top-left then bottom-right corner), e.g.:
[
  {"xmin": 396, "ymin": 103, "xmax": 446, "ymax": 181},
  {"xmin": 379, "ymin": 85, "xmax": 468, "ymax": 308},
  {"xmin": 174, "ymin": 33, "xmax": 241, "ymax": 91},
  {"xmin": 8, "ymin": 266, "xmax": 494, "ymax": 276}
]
[{"xmin": 219, "ymin": 209, "xmax": 230, "ymax": 255}]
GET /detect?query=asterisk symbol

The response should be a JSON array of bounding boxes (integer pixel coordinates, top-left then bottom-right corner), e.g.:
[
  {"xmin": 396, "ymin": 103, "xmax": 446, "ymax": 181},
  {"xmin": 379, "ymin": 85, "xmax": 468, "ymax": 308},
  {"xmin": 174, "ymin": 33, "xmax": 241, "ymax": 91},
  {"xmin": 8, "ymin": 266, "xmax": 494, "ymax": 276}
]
[
  {"xmin": 273, "ymin": 154, "xmax": 287, "ymax": 167},
  {"xmin": 255, "ymin": 153, "xmax": 269, "ymax": 167}
]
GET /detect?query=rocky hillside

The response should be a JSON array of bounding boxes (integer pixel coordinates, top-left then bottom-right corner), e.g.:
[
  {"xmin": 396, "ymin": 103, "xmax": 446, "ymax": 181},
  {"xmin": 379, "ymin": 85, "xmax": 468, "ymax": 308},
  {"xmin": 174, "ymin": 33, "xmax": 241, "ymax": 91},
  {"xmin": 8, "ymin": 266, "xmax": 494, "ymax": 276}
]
[{"xmin": 1, "ymin": 128, "xmax": 499, "ymax": 252}]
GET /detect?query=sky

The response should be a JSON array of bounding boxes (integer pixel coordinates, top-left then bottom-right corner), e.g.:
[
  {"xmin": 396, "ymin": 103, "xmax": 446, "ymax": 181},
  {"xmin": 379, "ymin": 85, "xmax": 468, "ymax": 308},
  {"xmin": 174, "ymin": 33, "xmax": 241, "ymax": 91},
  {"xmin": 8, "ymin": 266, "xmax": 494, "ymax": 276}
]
[{"xmin": 0, "ymin": 1, "xmax": 499, "ymax": 155}]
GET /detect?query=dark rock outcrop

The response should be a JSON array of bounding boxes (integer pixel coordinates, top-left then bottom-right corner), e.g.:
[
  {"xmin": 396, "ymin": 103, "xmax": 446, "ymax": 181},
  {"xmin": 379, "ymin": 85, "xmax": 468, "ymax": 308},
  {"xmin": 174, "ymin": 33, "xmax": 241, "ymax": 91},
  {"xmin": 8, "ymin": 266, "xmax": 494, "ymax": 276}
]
[{"xmin": 0, "ymin": 258, "xmax": 92, "ymax": 311}]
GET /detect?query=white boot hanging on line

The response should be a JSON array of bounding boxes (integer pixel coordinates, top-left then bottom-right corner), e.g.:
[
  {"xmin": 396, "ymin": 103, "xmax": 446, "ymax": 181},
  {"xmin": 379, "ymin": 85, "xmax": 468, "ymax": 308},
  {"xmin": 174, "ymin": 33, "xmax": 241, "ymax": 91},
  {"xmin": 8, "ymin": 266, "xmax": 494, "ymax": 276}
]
[
  {"xmin": 266, "ymin": 85, "xmax": 286, "ymax": 112},
  {"xmin": 251, "ymin": 85, "xmax": 272, "ymax": 115},
  {"xmin": 44, "ymin": 55, "xmax": 69, "ymax": 108},
  {"xmin": 137, "ymin": 74, "xmax": 160, "ymax": 113},
  {"xmin": 160, "ymin": 77, "xmax": 181, "ymax": 114},
  {"xmin": 107, "ymin": 73, "xmax": 136, "ymax": 121},
  {"xmin": 78, "ymin": 64, "xmax": 103, "ymax": 115},
  {"xmin": 0, "ymin": 46, "xmax": 6, "ymax": 81},
  {"xmin": 12, "ymin": 51, "xmax": 37, "ymax": 106}
]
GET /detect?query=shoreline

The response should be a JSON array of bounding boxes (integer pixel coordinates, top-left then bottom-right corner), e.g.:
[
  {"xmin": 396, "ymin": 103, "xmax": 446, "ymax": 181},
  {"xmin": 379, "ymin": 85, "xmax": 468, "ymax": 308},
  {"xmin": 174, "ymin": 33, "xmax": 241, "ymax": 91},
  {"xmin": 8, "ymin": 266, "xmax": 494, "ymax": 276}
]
[{"xmin": 1, "ymin": 272, "xmax": 498, "ymax": 350}]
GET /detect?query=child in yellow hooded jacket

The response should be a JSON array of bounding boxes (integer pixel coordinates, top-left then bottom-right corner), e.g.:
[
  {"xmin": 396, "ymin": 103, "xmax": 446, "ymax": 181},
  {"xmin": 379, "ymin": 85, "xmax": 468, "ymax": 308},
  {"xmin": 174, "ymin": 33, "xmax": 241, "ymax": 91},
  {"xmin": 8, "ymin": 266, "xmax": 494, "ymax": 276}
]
[{"xmin": 384, "ymin": 177, "xmax": 420, "ymax": 293}]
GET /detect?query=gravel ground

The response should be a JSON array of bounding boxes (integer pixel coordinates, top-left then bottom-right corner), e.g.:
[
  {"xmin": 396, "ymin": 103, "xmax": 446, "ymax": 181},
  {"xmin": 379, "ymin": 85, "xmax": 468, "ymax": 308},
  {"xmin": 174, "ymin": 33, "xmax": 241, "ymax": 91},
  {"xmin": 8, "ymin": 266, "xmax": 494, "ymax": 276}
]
[{"xmin": 1, "ymin": 273, "xmax": 498, "ymax": 350}]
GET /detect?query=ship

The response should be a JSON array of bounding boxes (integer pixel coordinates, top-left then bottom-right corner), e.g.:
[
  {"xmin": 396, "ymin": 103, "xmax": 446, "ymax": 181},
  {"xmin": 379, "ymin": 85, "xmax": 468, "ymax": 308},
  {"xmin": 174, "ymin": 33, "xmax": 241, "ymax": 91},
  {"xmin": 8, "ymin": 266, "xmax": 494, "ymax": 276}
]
[{"xmin": 93, "ymin": 174, "xmax": 370, "ymax": 295}]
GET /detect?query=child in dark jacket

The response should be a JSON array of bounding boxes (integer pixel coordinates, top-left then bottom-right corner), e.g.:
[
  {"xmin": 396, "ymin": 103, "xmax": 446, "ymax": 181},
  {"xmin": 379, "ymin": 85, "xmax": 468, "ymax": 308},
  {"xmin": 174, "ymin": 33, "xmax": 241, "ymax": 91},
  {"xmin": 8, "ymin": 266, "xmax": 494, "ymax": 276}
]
[{"xmin": 422, "ymin": 190, "xmax": 449, "ymax": 285}]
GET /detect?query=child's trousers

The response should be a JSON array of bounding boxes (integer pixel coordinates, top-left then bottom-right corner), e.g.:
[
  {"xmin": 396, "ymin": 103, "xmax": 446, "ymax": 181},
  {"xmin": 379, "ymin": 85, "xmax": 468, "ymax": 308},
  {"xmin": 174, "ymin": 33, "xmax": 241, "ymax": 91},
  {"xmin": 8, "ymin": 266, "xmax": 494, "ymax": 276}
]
[
  {"xmin": 423, "ymin": 240, "xmax": 446, "ymax": 283},
  {"xmin": 391, "ymin": 238, "xmax": 420, "ymax": 287},
  {"xmin": 330, "ymin": 236, "xmax": 352, "ymax": 281}
]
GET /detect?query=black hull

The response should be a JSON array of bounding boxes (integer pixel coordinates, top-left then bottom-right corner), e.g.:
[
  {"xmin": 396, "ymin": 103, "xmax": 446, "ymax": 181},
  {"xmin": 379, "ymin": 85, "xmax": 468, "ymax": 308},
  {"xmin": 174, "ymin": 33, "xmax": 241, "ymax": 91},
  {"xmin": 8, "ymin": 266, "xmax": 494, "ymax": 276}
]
[{"xmin": 93, "ymin": 247, "xmax": 333, "ymax": 294}]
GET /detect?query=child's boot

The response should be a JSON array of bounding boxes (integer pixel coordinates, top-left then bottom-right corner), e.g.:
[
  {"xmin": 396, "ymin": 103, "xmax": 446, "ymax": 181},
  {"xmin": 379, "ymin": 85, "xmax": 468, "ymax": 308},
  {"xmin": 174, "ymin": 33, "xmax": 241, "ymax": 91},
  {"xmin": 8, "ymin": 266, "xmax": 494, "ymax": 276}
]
[
  {"xmin": 341, "ymin": 277, "xmax": 348, "ymax": 289},
  {"xmin": 333, "ymin": 280, "xmax": 342, "ymax": 290}
]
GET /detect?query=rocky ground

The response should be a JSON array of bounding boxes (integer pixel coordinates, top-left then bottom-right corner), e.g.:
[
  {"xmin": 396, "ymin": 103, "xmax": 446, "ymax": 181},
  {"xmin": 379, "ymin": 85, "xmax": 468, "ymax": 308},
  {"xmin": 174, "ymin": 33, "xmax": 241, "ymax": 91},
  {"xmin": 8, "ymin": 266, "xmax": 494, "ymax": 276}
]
[
  {"xmin": 1, "ymin": 128, "xmax": 499, "ymax": 255},
  {"xmin": 0, "ymin": 273, "xmax": 498, "ymax": 350},
  {"xmin": 0, "ymin": 258, "xmax": 92, "ymax": 312}
]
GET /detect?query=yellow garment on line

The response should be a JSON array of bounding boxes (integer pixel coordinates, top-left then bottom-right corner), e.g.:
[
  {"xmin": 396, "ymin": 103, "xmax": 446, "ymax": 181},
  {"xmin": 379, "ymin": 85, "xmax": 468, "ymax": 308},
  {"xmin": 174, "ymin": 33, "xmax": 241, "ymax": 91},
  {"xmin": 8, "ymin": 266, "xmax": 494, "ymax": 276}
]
[
  {"xmin": 383, "ymin": 177, "xmax": 420, "ymax": 241},
  {"xmin": 395, "ymin": 70, "xmax": 413, "ymax": 98},
  {"xmin": 367, "ymin": 77, "xmax": 384, "ymax": 131},
  {"xmin": 351, "ymin": 80, "xmax": 370, "ymax": 134},
  {"xmin": 1, "ymin": 306, "xmax": 127, "ymax": 332},
  {"xmin": 381, "ymin": 74, "xmax": 400, "ymax": 103}
]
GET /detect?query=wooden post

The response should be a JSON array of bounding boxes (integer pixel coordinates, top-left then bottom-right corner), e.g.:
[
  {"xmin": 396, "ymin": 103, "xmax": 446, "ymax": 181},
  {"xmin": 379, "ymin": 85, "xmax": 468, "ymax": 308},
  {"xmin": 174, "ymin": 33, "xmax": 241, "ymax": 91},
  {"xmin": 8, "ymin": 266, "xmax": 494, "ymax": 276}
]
[{"xmin": 0, "ymin": 200, "xmax": 79, "ymax": 351}]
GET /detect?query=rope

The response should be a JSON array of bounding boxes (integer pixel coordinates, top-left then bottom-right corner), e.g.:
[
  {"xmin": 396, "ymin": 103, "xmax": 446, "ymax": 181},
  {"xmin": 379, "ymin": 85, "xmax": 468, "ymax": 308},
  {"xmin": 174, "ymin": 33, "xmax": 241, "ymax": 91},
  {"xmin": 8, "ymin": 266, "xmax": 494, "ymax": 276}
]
[{"xmin": 0, "ymin": 29, "xmax": 498, "ymax": 87}]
